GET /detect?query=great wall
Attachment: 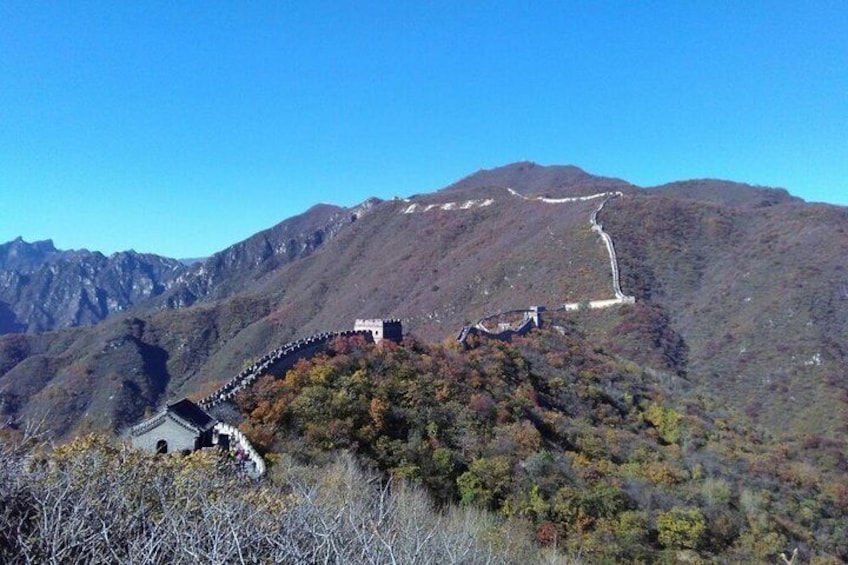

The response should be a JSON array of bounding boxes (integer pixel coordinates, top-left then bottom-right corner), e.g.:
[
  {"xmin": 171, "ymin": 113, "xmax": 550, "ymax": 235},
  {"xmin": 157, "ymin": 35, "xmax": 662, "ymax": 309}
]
[
  {"xmin": 133, "ymin": 188, "xmax": 634, "ymax": 477},
  {"xmin": 199, "ymin": 331, "xmax": 371, "ymax": 477},
  {"xmin": 455, "ymin": 189, "xmax": 635, "ymax": 345},
  {"xmin": 198, "ymin": 330, "xmax": 373, "ymax": 410},
  {"xmin": 167, "ymin": 321, "xmax": 399, "ymax": 478}
]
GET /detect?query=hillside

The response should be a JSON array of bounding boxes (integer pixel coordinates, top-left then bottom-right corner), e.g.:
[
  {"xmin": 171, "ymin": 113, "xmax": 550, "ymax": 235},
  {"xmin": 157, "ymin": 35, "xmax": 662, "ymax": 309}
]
[
  {"xmin": 0, "ymin": 201, "xmax": 377, "ymax": 335},
  {"xmin": 0, "ymin": 162, "xmax": 845, "ymax": 446},
  {"xmin": 601, "ymin": 190, "xmax": 848, "ymax": 437},
  {"xmin": 159, "ymin": 199, "xmax": 379, "ymax": 309},
  {"xmin": 223, "ymin": 331, "xmax": 848, "ymax": 562}
]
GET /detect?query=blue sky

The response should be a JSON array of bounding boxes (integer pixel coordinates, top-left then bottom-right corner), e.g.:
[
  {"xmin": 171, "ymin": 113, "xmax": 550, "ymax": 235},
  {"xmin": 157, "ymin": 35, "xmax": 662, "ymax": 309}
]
[{"xmin": 2, "ymin": 2, "xmax": 846, "ymax": 258}]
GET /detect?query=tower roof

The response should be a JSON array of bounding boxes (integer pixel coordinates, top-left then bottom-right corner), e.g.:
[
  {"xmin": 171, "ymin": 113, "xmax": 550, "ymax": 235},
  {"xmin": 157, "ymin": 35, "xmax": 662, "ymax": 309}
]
[
  {"xmin": 130, "ymin": 398, "xmax": 217, "ymax": 437},
  {"xmin": 167, "ymin": 399, "xmax": 216, "ymax": 432}
]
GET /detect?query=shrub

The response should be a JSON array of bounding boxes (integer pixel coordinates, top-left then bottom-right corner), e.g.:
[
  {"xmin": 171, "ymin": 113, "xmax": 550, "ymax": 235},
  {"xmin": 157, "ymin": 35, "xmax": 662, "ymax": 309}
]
[{"xmin": 657, "ymin": 507, "xmax": 707, "ymax": 550}]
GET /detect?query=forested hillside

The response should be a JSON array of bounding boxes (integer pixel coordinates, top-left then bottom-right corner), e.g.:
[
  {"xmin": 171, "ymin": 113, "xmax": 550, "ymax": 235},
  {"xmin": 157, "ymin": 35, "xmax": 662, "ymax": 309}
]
[{"xmin": 230, "ymin": 332, "xmax": 848, "ymax": 562}]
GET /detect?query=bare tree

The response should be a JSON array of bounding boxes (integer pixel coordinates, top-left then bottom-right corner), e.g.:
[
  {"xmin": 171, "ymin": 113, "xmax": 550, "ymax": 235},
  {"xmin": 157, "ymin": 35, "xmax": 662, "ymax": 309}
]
[{"xmin": 0, "ymin": 432, "xmax": 564, "ymax": 564}]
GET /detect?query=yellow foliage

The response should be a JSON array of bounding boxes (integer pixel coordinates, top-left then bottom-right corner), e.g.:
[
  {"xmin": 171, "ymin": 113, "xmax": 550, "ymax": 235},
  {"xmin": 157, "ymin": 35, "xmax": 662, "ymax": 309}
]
[
  {"xmin": 657, "ymin": 507, "xmax": 706, "ymax": 550},
  {"xmin": 645, "ymin": 460, "xmax": 686, "ymax": 486},
  {"xmin": 644, "ymin": 403, "xmax": 683, "ymax": 445}
]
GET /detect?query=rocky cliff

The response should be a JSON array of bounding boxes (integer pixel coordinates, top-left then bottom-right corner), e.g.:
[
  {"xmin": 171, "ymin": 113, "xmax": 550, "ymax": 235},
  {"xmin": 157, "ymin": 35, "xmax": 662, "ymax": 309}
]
[{"xmin": 0, "ymin": 239, "xmax": 186, "ymax": 333}]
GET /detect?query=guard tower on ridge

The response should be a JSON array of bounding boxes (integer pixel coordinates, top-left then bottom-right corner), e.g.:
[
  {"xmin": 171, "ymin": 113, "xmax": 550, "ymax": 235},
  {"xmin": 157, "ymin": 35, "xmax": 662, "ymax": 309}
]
[{"xmin": 354, "ymin": 319, "xmax": 403, "ymax": 344}]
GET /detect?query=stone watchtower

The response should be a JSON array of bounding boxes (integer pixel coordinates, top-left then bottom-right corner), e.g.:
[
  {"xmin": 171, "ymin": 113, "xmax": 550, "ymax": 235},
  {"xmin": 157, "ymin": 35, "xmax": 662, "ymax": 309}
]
[
  {"xmin": 528, "ymin": 305, "xmax": 545, "ymax": 328},
  {"xmin": 129, "ymin": 398, "xmax": 217, "ymax": 455},
  {"xmin": 354, "ymin": 319, "xmax": 403, "ymax": 344}
]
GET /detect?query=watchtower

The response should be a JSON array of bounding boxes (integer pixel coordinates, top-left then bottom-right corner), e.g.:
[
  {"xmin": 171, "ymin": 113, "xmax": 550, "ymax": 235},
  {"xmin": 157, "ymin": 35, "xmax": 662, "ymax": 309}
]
[
  {"xmin": 528, "ymin": 305, "xmax": 545, "ymax": 328},
  {"xmin": 129, "ymin": 398, "xmax": 217, "ymax": 454},
  {"xmin": 354, "ymin": 319, "xmax": 403, "ymax": 344}
]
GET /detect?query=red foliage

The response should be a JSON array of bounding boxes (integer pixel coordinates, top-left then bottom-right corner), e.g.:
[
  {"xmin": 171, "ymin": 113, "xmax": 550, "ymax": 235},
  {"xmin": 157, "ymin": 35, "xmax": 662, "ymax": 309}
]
[{"xmin": 535, "ymin": 521, "xmax": 557, "ymax": 547}]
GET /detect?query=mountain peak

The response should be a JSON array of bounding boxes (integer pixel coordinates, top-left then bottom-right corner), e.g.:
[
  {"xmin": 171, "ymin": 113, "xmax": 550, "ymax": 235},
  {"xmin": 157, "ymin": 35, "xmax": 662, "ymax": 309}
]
[
  {"xmin": 5, "ymin": 236, "xmax": 57, "ymax": 251},
  {"xmin": 0, "ymin": 237, "xmax": 60, "ymax": 271},
  {"xmin": 440, "ymin": 161, "xmax": 631, "ymax": 198}
]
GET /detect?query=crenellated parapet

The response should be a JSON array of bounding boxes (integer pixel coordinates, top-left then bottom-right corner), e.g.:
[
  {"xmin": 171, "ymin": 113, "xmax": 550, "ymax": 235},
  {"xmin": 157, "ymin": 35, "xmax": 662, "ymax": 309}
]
[
  {"xmin": 354, "ymin": 319, "xmax": 403, "ymax": 344},
  {"xmin": 213, "ymin": 422, "xmax": 265, "ymax": 478},
  {"xmin": 198, "ymin": 328, "xmax": 375, "ymax": 410},
  {"xmin": 199, "ymin": 320, "xmax": 403, "ymax": 412},
  {"xmin": 133, "ymin": 323, "xmax": 400, "ymax": 478}
]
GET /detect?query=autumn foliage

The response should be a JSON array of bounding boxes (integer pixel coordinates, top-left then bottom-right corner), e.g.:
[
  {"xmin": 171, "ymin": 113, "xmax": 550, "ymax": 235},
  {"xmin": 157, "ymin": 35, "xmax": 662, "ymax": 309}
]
[
  {"xmin": 0, "ymin": 427, "xmax": 555, "ymax": 563},
  {"xmin": 234, "ymin": 331, "xmax": 848, "ymax": 562}
]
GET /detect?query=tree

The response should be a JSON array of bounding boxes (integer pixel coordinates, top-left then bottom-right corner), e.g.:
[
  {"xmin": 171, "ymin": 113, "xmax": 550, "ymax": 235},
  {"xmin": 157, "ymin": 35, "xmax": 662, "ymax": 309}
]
[{"xmin": 657, "ymin": 507, "xmax": 707, "ymax": 550}]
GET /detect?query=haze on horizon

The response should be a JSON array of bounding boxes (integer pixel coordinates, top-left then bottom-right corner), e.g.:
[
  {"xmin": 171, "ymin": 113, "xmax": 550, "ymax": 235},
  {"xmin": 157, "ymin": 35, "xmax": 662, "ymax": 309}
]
[{"xmin": 1, "ymin": 2, "xmax": 846, "ymax": 259}]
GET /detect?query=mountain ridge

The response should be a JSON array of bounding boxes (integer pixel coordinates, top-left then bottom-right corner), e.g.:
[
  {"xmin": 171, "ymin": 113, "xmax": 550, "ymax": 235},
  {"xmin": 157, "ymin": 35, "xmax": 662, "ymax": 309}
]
[
  {"xmin": 0, "ymin": 240, "xmax": 186, "ymax": 334},
  {"xmin": 0, "ymin": 162, "xmax": 845, "ymax": 444},
  {"xmin": 0, "ymin": 199, "xmax": 380, "ymax": 335}
]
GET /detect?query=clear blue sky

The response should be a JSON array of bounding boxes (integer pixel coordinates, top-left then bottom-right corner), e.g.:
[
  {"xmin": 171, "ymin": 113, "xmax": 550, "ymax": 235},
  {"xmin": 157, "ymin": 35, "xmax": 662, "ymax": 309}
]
[{"xmin": 2, "ymin": 2, "xmax": 846, "ymax": 258}]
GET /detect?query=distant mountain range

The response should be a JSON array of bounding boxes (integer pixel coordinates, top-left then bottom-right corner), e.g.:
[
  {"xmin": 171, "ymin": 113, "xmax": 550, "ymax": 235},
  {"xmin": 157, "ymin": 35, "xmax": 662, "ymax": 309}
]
[
  {"xmin": 0, "ymin": 198, "xmax": 378, "ymax": 334},
  {"xmin": 0, "ymin": 162, "xmax": 845, "ymax": 443},
  {"xmin": 0, "ymin": 237, "xmax": 185, "ymax": 334}
]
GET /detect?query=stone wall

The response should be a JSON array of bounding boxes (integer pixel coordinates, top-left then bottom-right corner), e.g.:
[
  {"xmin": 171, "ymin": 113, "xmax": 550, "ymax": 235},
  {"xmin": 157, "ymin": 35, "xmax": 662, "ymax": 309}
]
[
  {"xmin": 214, "ymin": 422, "xmax": 265, "ymax": 478},
  {"xmin": 199, "ymin": 329, "xmax": 372, "ymax": 410},
  {"xmin": 190, "ymin": 323, "xmax": 404, "ymax": 477},
  {"xmin": 354, "ymin": 319, "xmax": 403, "ymax": 344},
  {"xmin": 589, "ymin": 193, "xmax": 632, "ymax": 301},
  {"xmin": 457, "ymin": 192, "xmax": 635, "ymax": 347}
]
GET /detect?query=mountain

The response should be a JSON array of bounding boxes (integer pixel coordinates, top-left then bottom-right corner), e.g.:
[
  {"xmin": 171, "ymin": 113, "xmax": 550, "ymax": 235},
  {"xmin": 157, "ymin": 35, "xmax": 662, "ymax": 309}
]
[
  {"xmin": 0, "ymin": 237, "xmax": 78, "ymax": 272},
  {"xmin": 0, "ymin": 199, "xmax": 378, "ymax": 335},
  {"xmin": 602, "ymin": 185, "xmax": 848, "ymax": 436},
  {"xmin": 159, "ymin": 199, "xmax": 379, "ymax": 310},
  {"xmin": 650, "ymin": 178, "xmax": 801, "ymax": 208},
  {"xmin": 0, "ymin": 239, "xmax": 187, "ymax": 334},
  {"xmin": 0, "ymin": 163, "xmax": 845, "ymax": 445},
  {"xmin": 439, "ymin": 161, "xmax": 634, "ymax": 198}
]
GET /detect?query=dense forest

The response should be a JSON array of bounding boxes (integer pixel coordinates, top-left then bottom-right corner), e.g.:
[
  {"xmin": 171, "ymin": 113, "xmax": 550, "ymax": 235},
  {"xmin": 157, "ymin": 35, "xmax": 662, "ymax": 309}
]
[
  {"xmin": 3, "ymin": 329, "xmax": 846, "ymax": 563},
  {"xmin": 233, "ymin": 332, "xmax": 847, "ymax": 563}
]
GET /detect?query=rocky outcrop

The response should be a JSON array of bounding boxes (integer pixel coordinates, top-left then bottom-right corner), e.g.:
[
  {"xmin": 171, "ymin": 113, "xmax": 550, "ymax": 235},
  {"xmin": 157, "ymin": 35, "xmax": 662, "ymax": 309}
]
[
  {"xmin": 0, "ymin": 199, "xmax": 381, "ymax": 334},
  {"xmin": 0, "ymin": 237, "xmax": 79, "ymax": 272}
]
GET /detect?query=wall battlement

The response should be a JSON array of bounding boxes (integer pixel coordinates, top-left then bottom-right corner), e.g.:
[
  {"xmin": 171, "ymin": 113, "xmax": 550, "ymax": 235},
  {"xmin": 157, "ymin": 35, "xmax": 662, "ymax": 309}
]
[
  {"xmin": 197, "ymin": 319, "xmax": 403, "ymax": 412},
  {"xmin": 131, "ymin": 319, "xmax": 403, "ymax": 478}
]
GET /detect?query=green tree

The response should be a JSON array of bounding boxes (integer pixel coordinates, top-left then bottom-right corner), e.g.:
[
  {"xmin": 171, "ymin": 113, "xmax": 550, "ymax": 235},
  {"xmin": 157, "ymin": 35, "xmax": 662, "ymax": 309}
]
[
  {"xmin": 457, "ymin": 456, "xmax": 512, "ymax": 510},
  {"xmin": 657, "ymin": 507, "xmax": 707, "ymax": 550},
  {"xmin": 644, "ymin": 403, "xmax": 683, "ymax": 445}
]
